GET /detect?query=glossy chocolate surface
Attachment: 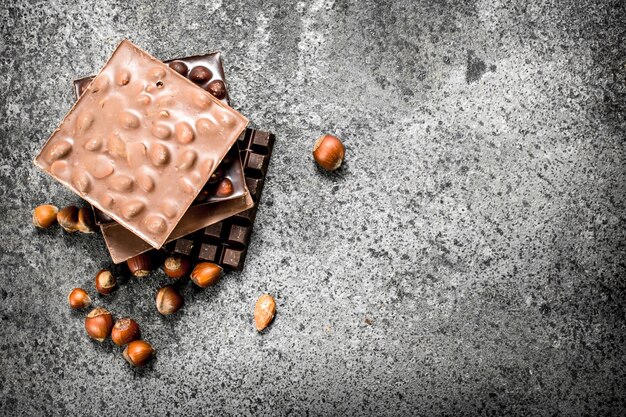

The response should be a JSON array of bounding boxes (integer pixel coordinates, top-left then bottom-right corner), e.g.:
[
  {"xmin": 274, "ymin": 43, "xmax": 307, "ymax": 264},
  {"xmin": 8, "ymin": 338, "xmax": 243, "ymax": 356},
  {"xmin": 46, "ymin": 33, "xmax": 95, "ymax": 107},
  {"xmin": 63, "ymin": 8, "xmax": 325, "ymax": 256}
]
[
  {"xmin": 167, "ymin": 128, "xmax": 275, "ymax": 270},
  {"xmin": 73, "ymin": 51, "xmax": 246, "ymax": 225},
  {"xmin": 35, "ymin": 40, "xmax": 248, "ymax": 248}
]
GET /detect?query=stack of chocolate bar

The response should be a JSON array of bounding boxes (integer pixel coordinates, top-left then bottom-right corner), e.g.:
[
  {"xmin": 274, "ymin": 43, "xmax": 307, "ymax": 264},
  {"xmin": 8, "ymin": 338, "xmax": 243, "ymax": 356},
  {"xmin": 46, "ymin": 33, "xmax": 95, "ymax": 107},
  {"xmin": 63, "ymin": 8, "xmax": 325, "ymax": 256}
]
[{"xmin": 34, "ymin": 40, "xmax": 275, "ymax": 270}]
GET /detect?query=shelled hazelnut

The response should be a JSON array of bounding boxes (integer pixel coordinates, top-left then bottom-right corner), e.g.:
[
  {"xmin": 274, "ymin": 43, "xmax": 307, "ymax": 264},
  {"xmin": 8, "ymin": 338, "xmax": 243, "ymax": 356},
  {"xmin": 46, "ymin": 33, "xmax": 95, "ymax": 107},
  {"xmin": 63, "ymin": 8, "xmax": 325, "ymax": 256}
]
[{"xmin": 254, "ymin": 294, "xmax": 276, "ymax": 332}]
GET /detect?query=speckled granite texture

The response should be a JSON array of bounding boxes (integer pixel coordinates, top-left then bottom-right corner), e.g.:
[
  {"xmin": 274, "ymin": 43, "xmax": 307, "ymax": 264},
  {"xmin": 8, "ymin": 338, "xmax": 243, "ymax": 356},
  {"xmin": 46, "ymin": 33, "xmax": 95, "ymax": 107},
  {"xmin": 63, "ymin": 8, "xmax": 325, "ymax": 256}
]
[{"xmin": 1, "ymin": 1, "xmax": 625, "ymax": 416}]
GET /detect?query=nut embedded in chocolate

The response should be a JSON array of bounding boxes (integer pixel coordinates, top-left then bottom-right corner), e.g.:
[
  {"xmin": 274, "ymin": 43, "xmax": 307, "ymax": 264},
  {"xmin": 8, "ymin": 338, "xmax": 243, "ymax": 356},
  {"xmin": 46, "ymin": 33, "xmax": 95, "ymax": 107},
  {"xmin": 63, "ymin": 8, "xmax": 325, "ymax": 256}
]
[
  {"xmin": 194, "ymin": 188, "xmax": 210, "ymax": 203},
  {"xmin": 215, "ymin": 178, "xmax": 233, "ymax": 197},
  {"xmin": 169, "ymin": 61, "xmax": 189, "ymax": 76},
  {"xmin": 189, "ymin": 66, "xmax": 212, "ymax": 83},
  {"xmin": 166, "ymin": 128, "xmax": 275, "ymax": 271},
  {"xmin": 206, "ymin": 80, "xmax": 226, "ymax": 99},
  {"xmin": 71, "ymin": 51, "xmax": 247, "ymax": 218},
  {"xmin": 34, "ymin": 40, "xmax": 249, "ymax": 249},
  {"xmin": 208, "ymin": 165, "xmax": 224, "ymax": 184}
]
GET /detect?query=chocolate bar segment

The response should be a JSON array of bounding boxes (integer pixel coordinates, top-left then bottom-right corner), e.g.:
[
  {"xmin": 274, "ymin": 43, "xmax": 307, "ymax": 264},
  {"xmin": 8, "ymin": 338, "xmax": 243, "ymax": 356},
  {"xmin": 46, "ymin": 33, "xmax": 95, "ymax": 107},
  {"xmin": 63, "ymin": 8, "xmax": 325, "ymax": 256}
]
[
  {"xmin": 73, "ymin": 51, "xmax": 245, "ymax": 225},
  {"xmin": 100, "ymin": 193, "xmax": 253, "ymax": 263},
  {"xmin": 166, "ymin": 128, "xmax": 275, "ymax": 270},
  {"xmin": 35, "ymin": 39, "xmax": 248, "ymax": 248}
]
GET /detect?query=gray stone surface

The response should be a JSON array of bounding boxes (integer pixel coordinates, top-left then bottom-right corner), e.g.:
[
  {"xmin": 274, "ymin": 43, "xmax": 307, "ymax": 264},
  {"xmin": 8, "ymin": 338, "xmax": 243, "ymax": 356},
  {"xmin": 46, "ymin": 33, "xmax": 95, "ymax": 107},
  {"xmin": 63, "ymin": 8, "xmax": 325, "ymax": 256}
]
[{"xmin": 1, "ymin": 0, "xmax": 625, "ymax": 415}]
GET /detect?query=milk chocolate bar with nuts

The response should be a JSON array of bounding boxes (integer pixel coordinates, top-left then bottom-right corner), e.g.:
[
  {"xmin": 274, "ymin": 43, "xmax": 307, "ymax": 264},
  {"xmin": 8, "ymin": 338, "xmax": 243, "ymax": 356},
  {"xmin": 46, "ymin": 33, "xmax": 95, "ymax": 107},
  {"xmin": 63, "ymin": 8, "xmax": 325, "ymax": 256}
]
[
  {"xmin": 35, "ymin": 40, "xmax": 248, "ymax": 248},
  {"xmin": 73, "ymin": 51, "xmax": 246, "ymax": 225}
]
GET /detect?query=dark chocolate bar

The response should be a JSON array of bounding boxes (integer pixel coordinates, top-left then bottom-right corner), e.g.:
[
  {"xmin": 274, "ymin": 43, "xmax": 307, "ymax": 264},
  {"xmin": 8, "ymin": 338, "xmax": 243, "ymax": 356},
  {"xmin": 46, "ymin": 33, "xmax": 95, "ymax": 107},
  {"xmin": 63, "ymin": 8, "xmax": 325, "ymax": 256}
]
[
  {"xmin": 166, "ymin": 128, "xmax": 275, "ymax": 270},
  {"xmin": 73, "ymin": 51, "xmax": 245, "ymax": 225}
]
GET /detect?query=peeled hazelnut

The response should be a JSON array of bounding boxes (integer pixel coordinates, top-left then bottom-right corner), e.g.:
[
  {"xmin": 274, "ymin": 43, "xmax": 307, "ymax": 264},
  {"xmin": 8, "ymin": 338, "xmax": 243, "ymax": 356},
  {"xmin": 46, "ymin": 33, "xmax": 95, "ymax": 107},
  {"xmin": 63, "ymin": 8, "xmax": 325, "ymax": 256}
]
[
  {"xmin": 57, "ymin": 205, "xmax": 79, "ymax": 232},
  {"xmin": 127, "ymin": 253, "xmax": 153, "ymax": 277},
  {"xmin": 111, "ymin": 318, "xmax": 140, "ymax": 346},
  {"xmin": 95, "ymin": 269, "xmax": 116, "ymax": 295},
  {"xmin": 163, "ymin": 256, "xmax": 191, "ymax": 279},
  {"xmin": 68, "ymin": 288, "xmax": 91, "ymax": 310},
  {"xmin": 254, "ymin": 294, "xmax": 276, "ymax": 332},
  {"xmin": 313, "ymin": 134, "xmax": 345, "ymax": 171},
  {"xmin": 190, "ymin": 262, "xmax": 222, "ymax": 288},
  {"xmin": 215, "ymin": 178, "xmax": 233, "ymax": 197},
  {"xmin": 32, "ymin": 204, "xmax": 59, "ymax": 229},
  {"xmin": 155, "ymin": 286, "xmax": 184, "ymax": 315},
  {"xmin": 85, "ymin": 307, "xmax": 114, "ymax": 342},
  {"xmin": 76, "ymin": 207, "xmax": 95, "ymax": 233},
  {"xmin": 123, "ymin": 340, "xmax": 155, "ymax": 367}
]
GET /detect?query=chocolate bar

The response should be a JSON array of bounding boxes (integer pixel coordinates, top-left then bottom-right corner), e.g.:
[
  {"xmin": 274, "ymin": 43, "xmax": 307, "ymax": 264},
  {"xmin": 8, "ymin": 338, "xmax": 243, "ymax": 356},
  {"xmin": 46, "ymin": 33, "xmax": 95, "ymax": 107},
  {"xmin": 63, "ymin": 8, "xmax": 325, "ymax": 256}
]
[
  {"xmin": 35, "ymin": 40, "xmax": 248, "ymax": 248},
  {"xmin": 72, "ymin": 51, "xmax": 246, "ymax": 226},
  {"xmin": 100, "ymin": 193, "xmax": 253, "ymax": 263},
  {"xmin": 166, "ymin": 128, "xmax": 275, "ymax": 270}
]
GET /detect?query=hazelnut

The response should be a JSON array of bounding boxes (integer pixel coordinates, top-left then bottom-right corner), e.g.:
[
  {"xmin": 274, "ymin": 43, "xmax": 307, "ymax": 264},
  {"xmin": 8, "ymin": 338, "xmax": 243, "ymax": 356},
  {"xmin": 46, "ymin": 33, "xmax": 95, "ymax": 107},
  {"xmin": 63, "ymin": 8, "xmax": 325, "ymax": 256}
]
[
  {"xmin": 254, "ymin": 294, "xmax": 276, "ymax": 332},
  {"xmin": 68, "ymin": 288, "xmax": 91, "ymax": 310},
  {"xmin": 194, "ymin": 188, "xmax": 210, "ymax": 203},
  {"xmin": 123, "ymin": 340, "xmax": 155, "ymax": 367},
  {"xmin": 313, "ymin": 134, "xmax": 345, "ymax": 171},
  {"xmin": 111, "ymin": 318, "xmax": 140, "ymax": 346},
  {"xmin": 215, "ymin": 178, "xmax": 233, "ymax": 197},
  {"xmin": 155, "ymin": 286, "xmax": 184, "ymax": 315},
  {"xmin": 32, "ymin": 204, "xmax": 59, "ymax": 228},
  {"xmin": 169, "ymin": 61, "xmax": 188, "ymax": 76},
  {"xmin": 57, "ymin": 205, "xmax": 79, "ymax": 232},
  {"xmin": 190, "ymin": 262, "xmax": 222, "ymax": 288},
  {"xmin": 127, "ymin": 253, "xmax": 153, "ymax": 277},
  {"xmin": 189, "ymin": 66, "xmax": 212, "ymax": 83},
  {"xmin": 85, "ymin": 307, "xmax": 114, "ymax": 342},
  {"xmin": 76, "ymin": 207, "xmax": 95, "ymax": 233},
  {"xmin": 95, "ymin": 269, "xmax": 116, "ymax": 295},
  {"xmin": 208, "ymin": 165, "xmax": 224, "ymax": 184},
  {"xmin": 206, "ymin": 80, "xmax": 226, "ymax": 99},
  {"xmin": 163, "ymin": 256, "xmax": 191, "ymax": 279}
]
